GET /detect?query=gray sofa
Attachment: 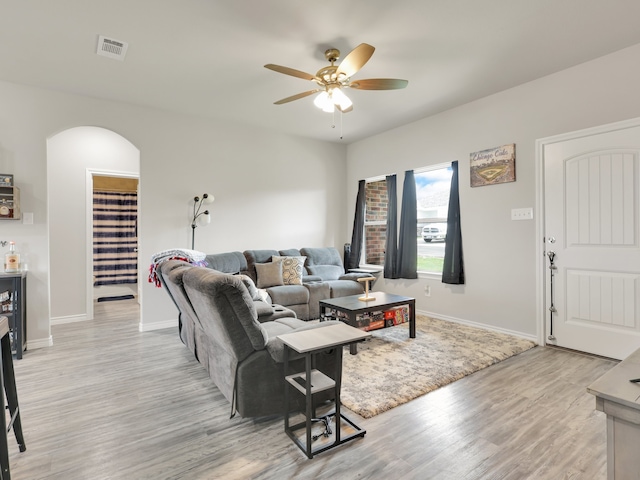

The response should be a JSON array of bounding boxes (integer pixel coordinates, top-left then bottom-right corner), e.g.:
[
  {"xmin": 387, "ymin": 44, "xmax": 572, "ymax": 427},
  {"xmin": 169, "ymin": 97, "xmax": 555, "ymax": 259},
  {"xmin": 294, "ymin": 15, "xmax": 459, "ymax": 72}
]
[
  {"xmin": 205, "ymin": 247, "xmax": 371, "ymax": 320},
  {"xmin": 160, "ymin": 260, "xmax": 341, "ymax": 418}
]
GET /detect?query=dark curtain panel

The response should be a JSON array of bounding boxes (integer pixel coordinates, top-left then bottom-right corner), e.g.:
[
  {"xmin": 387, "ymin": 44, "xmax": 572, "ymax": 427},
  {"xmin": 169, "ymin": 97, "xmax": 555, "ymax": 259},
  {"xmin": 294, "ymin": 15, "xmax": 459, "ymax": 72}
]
[
  {"xmin": 384, "ymin": 174, "xmax": 398, "ymax": 278},
  {"xmin": 397, "ymin": 170, "xmax": 417, "ymax": 279},
  {"xmin": 442, "ymin": 161, "xmax": 465, "ymax": 284},
  {"xmin": 347, "ymin": 179, "xmax": 366, "ymax": 270}
]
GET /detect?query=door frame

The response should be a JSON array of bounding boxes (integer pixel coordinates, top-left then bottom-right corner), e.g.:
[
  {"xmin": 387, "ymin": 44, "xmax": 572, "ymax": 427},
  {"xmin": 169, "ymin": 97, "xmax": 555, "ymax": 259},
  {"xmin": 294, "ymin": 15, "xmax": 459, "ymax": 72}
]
[
  {"xmin": 85, "ymin": 168, "xmax": 140, "ymax": 322},
  {"xmin": 535, "ymin": 116, "xmax": 640, "ymax": 348}
]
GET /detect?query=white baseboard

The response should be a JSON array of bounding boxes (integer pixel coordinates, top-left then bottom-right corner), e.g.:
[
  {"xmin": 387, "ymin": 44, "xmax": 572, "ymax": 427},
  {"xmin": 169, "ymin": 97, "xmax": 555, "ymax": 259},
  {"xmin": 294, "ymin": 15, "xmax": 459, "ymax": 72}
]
[
  {"xmin": 139, "ymin": 319, "xmax": 177, "ymax": 332},
  {"xmin": 416, "ymin": 309, "xmax": 538, "ymax": 344},
  {"xmin": 51, "ymin": 314, "xmax": 88, "ymax": 325},
  {"xmin": 26, "ymin": 335, "xmax": 53, "ymax": 350}
]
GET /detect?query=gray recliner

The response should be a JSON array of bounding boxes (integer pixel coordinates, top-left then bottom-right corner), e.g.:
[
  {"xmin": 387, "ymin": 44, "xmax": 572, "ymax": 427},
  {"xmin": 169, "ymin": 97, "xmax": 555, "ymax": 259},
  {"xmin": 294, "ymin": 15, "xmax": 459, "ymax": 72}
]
[
  {"xmin": 178, "ymin": 266, "xmax": 339, "ymax": 417},
  {"xmin": 159, "ymin": 260, "xmax": 202, "ymax": 360}
]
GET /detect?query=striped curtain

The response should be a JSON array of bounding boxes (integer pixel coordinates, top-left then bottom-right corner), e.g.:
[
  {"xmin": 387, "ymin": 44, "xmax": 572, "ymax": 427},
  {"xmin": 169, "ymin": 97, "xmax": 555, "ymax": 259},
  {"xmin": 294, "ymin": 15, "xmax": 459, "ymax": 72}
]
[{"xmin": 93, "ymin": 191, "xmax": 138, "ymax": 286}]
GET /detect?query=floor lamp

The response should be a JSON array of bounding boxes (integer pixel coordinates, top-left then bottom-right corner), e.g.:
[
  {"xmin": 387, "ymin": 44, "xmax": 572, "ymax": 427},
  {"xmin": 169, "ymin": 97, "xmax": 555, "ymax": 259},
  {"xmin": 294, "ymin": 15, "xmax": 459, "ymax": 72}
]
[{"xmin": 191, "ymin": 193, "xmax": 214, "ymax": 250}]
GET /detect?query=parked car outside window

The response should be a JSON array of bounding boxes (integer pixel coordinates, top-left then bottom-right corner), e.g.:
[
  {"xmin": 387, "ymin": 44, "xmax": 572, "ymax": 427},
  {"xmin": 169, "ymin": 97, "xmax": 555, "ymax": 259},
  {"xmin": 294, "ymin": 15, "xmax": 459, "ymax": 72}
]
[{"xmin": 422, "ymin": 223, "xmax": 447, "ymax": 242}]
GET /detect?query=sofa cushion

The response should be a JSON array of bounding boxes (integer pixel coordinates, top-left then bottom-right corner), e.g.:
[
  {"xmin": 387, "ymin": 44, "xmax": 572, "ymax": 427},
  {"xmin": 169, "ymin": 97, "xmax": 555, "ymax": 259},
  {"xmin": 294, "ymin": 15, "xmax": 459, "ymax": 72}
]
[
  {"xmin": 307, "ymin": 264, "xmax": 343, "ymax": 281},
  {"xmin": 266, "ymin": 284, "xmax": 309, "ymax": 306},
  {"xmin": 279, "ymin": 248, "xmax": 302, "ymax": 257},
  {"xmin": 272, "ymin": 255, "xmax": 306, "ymax": 285},
  {"xmin": 255, "ymin": 261, "xmax": 284, "ymax": 288},
  {"xmin": 205, "ymin": 251, "xmax": 247, "ymax": 274},
  {"xmin": 326, "ymin": 279, "xmax": 364, "ymax": 298},
  {"xmin": 301, "ymin": 247, "xmax": 345, "ymax": 271}
]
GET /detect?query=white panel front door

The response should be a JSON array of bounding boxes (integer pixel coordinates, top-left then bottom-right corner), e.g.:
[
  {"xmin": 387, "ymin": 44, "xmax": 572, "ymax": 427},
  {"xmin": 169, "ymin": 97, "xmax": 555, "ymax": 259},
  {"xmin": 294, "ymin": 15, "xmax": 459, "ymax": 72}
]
[{"xmin": 544, "ymin": 125, "xmax": 640, "ymax": 360}]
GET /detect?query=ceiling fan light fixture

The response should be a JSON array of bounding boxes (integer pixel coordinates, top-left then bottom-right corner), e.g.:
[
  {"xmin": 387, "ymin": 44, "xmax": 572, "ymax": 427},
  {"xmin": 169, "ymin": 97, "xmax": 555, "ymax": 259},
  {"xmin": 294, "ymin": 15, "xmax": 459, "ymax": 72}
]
[
  {"xmin": 314, "ymin": 91, "xmax": 335, "ymax": 112},
  {"xmin": 266, "ymin": 43, "xmax": 407, "ymax": 117},
  {"xmin": 331, "ymin": 88, "xmax": 352, "ymax": 110}
]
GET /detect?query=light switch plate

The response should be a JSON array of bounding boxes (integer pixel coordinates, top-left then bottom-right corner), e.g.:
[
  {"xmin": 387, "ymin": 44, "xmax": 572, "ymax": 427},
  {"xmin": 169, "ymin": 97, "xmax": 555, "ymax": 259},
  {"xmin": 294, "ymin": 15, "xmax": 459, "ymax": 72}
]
[
  {"xmin": 511, "ymin": 208, "xmax": 533, "ymax": 221},
  {"xmin": 22, "ymin": 212, "xmax": 34, "ymax": 224}
]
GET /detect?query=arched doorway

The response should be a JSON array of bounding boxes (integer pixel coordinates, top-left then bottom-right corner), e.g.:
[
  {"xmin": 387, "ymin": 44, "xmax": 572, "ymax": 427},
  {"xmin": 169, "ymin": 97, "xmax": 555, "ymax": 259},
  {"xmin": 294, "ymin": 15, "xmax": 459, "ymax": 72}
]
[{"xmin": 47, "ymin": 127, "xmax": 140, "ymax": 327}]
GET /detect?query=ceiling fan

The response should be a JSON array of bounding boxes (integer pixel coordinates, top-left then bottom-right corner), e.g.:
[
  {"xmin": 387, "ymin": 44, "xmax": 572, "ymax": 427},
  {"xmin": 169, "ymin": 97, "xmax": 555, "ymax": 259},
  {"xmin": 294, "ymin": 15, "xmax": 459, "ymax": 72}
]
[{"xmin": 264, "ymin": 43, "xmax": 408, "ymax": 113}]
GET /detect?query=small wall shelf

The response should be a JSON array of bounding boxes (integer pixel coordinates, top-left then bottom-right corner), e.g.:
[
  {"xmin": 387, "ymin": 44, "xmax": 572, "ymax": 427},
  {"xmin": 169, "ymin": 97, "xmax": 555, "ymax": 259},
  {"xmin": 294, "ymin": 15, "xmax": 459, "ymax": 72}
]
[{"xmin": 0, "ymin": 186, "xmax": 20, "ymax": 220}]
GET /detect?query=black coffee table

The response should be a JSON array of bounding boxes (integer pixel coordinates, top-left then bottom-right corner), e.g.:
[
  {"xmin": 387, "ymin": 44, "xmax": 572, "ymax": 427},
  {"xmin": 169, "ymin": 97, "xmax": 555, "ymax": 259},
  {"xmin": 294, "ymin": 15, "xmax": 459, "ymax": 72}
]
[{"xmin": 319, "ymin": 292, "xmax": 415, "ymax": 353}]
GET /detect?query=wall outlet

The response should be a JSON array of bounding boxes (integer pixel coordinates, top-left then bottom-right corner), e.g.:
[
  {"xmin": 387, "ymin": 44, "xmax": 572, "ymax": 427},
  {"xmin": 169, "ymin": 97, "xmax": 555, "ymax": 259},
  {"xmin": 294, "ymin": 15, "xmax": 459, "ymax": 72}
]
[
  {"xmin": 511, "ymin": 207, "xmax": 533, "ymax": 221},
  {"xmin": 424, "ymin": 285, "xmax": 431, "ymax": 297}
]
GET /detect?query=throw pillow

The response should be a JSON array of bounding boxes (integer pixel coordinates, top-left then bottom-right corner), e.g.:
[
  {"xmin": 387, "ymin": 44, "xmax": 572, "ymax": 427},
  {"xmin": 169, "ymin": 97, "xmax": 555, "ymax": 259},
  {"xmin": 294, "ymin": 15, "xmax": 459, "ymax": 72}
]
[
  {"xmin": 255, "ymin": 261, "xmax": 284, "ymax": 288},
  {"xmin": 272, "ymin": 255, "xmax": 306, "ymax": 285},
  {"xmin": 235, "ymin": 274, "xmax": 261, "ymax": 301}
]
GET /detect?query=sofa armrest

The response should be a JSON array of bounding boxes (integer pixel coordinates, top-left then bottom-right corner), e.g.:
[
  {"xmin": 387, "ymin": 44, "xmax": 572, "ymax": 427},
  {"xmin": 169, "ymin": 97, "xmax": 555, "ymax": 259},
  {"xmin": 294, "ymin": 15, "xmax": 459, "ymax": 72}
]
[
  {"xmin": 264, "ymin": 319, "xmax": 342, "ymax": 362},
  {"xmin": 339, "ymin": 272, "xmax": 378, "ymax": 285},
  {"xmin": 254, "ymin": 300, "xmax": 275, "ymax": 318}
]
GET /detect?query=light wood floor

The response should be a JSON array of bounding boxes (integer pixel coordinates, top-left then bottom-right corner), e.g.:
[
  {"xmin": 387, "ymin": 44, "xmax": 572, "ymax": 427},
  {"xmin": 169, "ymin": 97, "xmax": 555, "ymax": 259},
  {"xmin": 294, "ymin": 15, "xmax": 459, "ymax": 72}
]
[{"xmin": 8, "ymin": 299, "xmax": 616, "ymax": 479}]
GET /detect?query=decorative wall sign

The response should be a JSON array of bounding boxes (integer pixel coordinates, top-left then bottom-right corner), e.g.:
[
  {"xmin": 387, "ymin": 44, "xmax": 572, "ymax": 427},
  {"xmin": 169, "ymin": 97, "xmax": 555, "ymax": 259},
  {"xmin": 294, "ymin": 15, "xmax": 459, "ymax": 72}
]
[{"xmin": 470, "ymin": 143, "xmax": 516, "ymax": 187}]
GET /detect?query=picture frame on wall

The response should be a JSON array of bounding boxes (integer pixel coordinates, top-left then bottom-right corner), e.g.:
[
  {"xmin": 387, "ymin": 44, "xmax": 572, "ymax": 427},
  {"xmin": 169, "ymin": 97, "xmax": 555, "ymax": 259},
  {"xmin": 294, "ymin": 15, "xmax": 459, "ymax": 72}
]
[{"xmin": 470, "ymin": 143, "xmax": 516, "ymax": 187}]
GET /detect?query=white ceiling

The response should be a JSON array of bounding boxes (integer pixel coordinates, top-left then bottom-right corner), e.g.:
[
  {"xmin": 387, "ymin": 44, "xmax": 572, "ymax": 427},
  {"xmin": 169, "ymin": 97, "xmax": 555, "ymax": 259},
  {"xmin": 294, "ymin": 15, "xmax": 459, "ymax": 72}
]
[{"xmin": 2, "ymin": 0, "xmax": 640, "ymax": 144}]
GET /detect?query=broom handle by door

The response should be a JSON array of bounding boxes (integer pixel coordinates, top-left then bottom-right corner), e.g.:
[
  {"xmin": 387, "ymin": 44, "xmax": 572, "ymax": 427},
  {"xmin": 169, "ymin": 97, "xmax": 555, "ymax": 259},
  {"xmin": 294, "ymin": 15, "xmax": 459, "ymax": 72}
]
[{"xmin": 547, "ymin": 250, "xmax": 557, "ymax": 341}]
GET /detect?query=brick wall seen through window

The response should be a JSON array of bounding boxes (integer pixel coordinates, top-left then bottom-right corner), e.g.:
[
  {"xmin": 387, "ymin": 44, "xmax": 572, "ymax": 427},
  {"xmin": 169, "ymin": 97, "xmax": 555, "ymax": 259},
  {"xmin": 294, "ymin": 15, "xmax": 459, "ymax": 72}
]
[{"xmin": 364, "ymin": 180, "xmax": 387, "ymax": 266}]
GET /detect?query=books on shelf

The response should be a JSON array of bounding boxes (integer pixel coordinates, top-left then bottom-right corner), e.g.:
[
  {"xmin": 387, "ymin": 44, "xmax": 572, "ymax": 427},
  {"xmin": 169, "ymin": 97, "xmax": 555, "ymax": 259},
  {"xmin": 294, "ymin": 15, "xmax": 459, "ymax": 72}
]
[
  {"xmin": 325, "ymin": 304, "xmax": 410, "ymax": 331},
  {"xmin": 0, "ymin": 290, "xmax": 11, "ymax": 313}
]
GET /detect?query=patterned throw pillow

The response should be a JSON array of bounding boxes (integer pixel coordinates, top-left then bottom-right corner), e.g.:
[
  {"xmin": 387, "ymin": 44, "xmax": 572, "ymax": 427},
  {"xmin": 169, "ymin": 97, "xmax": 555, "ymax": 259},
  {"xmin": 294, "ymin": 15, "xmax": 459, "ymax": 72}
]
[{"xmin": 272, "ymin": 255, "xmax": 306, "ymax": 285}]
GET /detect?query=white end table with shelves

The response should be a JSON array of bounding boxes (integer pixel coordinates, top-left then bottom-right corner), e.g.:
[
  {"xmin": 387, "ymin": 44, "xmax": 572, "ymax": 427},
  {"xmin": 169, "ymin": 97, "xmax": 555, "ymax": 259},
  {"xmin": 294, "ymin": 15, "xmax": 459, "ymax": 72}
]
[{"xmin": 278, "ymin": 322, "xmax": 370, "ymax": 459}]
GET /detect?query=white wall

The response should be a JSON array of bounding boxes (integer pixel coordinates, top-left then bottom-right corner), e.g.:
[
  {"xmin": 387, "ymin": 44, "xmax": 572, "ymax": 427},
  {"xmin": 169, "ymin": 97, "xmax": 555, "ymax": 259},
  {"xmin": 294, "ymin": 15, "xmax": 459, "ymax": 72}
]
[
  {"xmin": 347, "ymin": 43, "xmax": 640, "ymax": 339},
  {"xmin": 0, "ymin": 80, "xmax": 347, "ymax": 346},
  {"xmin": 138, "ymin": 116, "xmax": 347, "ymax": 331},
  {"xmin": 48, "ymin": 127, "xmax": 140, "ymax": 320}
]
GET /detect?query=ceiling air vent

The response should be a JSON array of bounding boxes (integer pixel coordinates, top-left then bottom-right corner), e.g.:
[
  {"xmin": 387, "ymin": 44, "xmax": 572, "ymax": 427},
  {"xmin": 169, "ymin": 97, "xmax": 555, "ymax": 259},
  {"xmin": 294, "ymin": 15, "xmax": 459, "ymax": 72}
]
[{"xmin": 96, "ymin": 35, "xmax": 128, "ymax": 61}]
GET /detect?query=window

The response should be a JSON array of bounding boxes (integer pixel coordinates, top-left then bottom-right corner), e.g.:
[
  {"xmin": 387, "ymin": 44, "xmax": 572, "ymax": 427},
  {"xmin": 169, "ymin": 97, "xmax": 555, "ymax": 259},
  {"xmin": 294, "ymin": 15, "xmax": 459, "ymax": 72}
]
[
  {"xmin": 416, "ymin": 164, "xmax": 453, "ymax": 274},
  {"xmin": 361, "ymin": 164, "xmax": 452, "ymax": 274},
  {"xmin": 363, "ymin": 178, "xmax": 387, "ymax": 266}
]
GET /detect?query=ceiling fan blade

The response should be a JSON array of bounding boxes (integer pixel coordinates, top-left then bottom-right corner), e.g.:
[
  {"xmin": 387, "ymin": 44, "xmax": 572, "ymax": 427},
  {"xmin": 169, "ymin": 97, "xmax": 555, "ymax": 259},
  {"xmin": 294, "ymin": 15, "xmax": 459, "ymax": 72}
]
[
  {"xmin": 273, "ymin": 89, "xmax": 321, "ymax": 105},
  {"xmin": 348, "ymin": 78, "xmax": 408, "ymax": 90},
  {"xmin": 264, "ymin": 64, "xmax": 320, "ymax": 82},
  {"xmin": 336, "ymin": 104, "xmax": 353, "ymax": 113},
  {"xmin": 336, "ymin": 43, "xmax": 375, "ymax": 78}
]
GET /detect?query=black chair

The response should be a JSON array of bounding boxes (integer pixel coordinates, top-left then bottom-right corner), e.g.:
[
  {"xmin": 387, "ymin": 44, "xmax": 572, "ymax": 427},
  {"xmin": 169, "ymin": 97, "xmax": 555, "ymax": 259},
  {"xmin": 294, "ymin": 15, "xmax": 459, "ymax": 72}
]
[{"xmin": 0, "ymin": 316, "xmax": 26, "ymax": 480}]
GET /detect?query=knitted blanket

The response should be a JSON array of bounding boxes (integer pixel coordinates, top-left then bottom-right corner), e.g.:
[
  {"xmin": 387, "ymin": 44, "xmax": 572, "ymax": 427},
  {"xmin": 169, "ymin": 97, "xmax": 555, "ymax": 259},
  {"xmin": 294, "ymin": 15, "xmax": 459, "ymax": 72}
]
[{"xmin": 148, "ymin": 248, "xmax": 207, "ymax": 287}]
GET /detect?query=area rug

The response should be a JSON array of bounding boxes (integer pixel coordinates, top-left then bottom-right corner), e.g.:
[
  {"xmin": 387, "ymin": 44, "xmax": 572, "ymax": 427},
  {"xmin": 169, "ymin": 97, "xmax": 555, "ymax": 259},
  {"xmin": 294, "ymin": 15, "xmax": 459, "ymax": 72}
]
[{"xmin": 340, "ymin": 315, "xmax": 536, "ymax": 418}]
